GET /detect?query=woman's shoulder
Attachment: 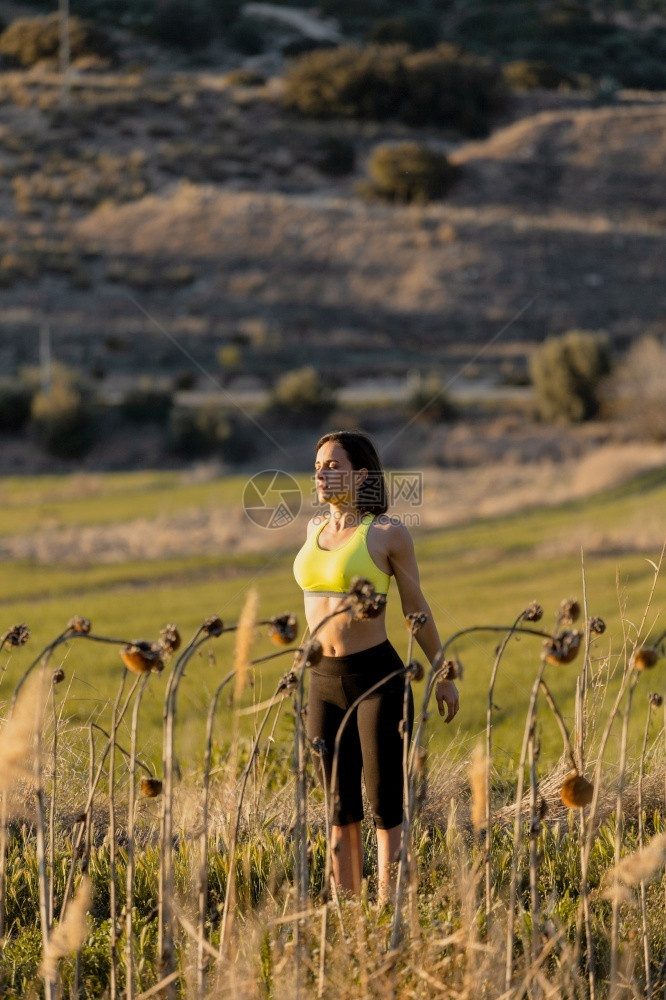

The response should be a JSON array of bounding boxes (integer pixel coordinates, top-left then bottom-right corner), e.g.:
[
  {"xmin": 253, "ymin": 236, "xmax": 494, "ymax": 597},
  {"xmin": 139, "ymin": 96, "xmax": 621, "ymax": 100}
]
[
  {"xmin": 304, "ymin": 512, "xmax": 329, "ymax": 537},
  {"xmin": 369, "ymin": 513, "xmax": 413, "ymax": 545}
]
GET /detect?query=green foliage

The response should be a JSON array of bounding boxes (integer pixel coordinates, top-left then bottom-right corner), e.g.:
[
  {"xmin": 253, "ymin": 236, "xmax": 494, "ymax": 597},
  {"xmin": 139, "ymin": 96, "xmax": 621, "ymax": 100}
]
[
  {"xmin": 0, "ymin": 379, "xmax": 33, "ymax": 432},
  {"xmin": 530, "ymin": 329, "xmax": 612, "ymax": 423},
  {"xmin": 603, "ymin": 335, "xmax": 666, "ymax": 441},
  {"xmin": 30, "ymin": 367, "xmax": 97, "ymax": 458},
  {"xmin": 0, "ymin": 13, "xmax": 114, "ymax": 67},
  {"xmin": 502, "ymin": 59, "xmax": 579, "ymax": 91},
  {"xmin": 120, "ymin": 379, "xmax": 172, "ymax": 424},
  {"xmin": 266, "ymin": 366, "xmax": 337, "ymax": 423},
  {"xmin": 406, "ymin": 371, "xmax": 456, "ymax": 422},
  {"xmin": 361, "ymin": 142, "xmax": 460, "ymax": 204},
  {"xmin": 169, "ymin": 402, "xmax": 233, "ymax": 457},
  {"xmin": 283, "ymin": 43, "xmax": 507, "ymax": 136}
]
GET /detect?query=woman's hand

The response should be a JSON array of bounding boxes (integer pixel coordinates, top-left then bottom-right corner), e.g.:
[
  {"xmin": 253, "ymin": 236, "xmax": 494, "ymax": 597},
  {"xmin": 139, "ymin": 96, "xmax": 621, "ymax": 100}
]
[{"xmin": 435, "ymin": 678, "xmax": 459, "ymax": 723}]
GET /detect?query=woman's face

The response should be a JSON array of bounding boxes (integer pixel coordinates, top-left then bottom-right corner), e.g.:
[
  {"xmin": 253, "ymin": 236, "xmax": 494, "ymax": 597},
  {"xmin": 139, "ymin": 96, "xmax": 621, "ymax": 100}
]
[{"xmin": 314, "ymin": 441, "xmax": 364, "ymax": 505}]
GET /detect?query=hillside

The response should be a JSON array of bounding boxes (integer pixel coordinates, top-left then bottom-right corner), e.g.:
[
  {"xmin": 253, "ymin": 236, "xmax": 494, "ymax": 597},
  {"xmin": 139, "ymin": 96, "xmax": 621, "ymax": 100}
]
[
  {"xmin": 2, "ymin": 70, "xmax": 665, "ymax": 367},
  {"xmin": 0, "ymin": 31, "xmax": 665, "ymax": 472}
]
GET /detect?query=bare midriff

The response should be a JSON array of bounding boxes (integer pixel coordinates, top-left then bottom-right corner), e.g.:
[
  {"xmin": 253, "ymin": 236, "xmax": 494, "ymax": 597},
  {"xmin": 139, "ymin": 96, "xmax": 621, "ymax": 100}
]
[{"xmin": 303, "ymin": 592, "xmax": 388, "ymax": 657}]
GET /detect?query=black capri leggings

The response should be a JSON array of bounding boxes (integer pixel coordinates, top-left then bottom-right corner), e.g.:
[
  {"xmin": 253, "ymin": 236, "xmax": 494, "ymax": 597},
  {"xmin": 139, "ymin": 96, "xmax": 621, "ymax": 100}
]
[{"xmin": 307, "ymin": 638, "xmax": 414, "ymax": 830}]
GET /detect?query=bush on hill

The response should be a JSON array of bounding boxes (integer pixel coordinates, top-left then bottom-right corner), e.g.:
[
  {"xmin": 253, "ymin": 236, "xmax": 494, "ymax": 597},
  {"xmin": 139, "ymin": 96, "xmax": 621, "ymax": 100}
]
[
  {"xmin": 283, "ymin": 43, "xmax": 506, "ymax": 136},
  {"xmin": 603, "ymin": 335, "xmax": 666, "ymax": 441},
  {"xmin": 502, "ymin": 59, "xmax": 580, "ymax": 90},
  {"xmin": 530, "ymin": 329, "xmax": 612, "ymax": 424},
  {"xmin": 266, "ymin": 366, "xmax": 337, "ymax": 424},
  {"xmin": 360, "ymin": 142, "xmax": 460, "ymax": 203},
  {"xmin": 0, "ymin": 13, "xmax": 115, "ymax": 67},
  {"xmin": 30, "ymin": 367, "xmax": 97, "ymax": 458}
]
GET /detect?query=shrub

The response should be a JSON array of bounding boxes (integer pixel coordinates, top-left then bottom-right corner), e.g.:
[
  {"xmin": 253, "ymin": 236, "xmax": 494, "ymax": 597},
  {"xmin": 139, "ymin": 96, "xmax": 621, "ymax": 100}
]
[
  {"xmin": 30, "ymin": 371, "xmax": 96, "ymax": 458},
  {"xmin": 169, "ymin": 403, "xmax": 232, "ymax": 456},
  {"xmin": 603, "ymin": 336, "xmax": 666, "ymax": 441},
  {"xmin": 0, "ymin": 13, "xmax": 114, "ymax": 67},
  {"xmin": 120, "ymin": 379, "xmax": 172, "ymax": 424},
  {"xmin": 0, "ymin": 379, "xmax": 33, "ymax": 432},
  {"xmin": 360, "ymin": 142, "xmax": 459, "ymax": 203},
  {"xmin": 283, "ymin": 43, "xmax": 506, "ymax": 136},
  {"xmin": 407, "ymin": 372, "xmax": 456, "ymax": 424},
  {"xmin": 266, "ymin": 366, "xmax": 337, "ymax": 423},
  {"xmin": 503, "ymin": 59, "xmax": 578, "ymax": 90},
  {"xmin": 530, "ymin": 330, "xmax": 612, "ymax": 424}
]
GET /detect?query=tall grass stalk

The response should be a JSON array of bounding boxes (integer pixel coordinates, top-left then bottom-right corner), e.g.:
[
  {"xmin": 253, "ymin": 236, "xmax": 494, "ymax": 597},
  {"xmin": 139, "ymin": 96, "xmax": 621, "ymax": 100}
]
[
  {"xmin": 125, "ymin": 672, "xmax": 150, "ymax": 1000},
  {"xmin": 610, "ymin": 549, "xmax": 663, "ymax": 996},
  {"xmin": 33, "ymin": 668, "xmax": 53, "ymax": 1000},
  {"xmin": 527, "ymin": 719, "xmax": 540, "ymax": 974},
  {"xmin": 391, "ymin": 666, "xmax": 417, "ymax": 949},
  {"xmin": 505, "ymin": 652, "xmax": 548, "ymax": 991},
  {"xmin": 48, "ymin": 681, "xmax": 58, "ymax": 931},
  {"xmin": 197, "ymin": 667, "xmax": 235, "ymax": 998},
  {"xmin": 59, "ymin": 675, "xmax": 140, "ymax": 925},
  {"xmin": 159, "ymin": 623, "xmax": 211, "ymax": 997},
  {"xmin": 217, "ymin": 672, "xmax": 292, "ymax": 961},
  {"xmin": 484, "ymin": 611, "xmax": 531, "ymax": 922},
  {"xmin": 293, "ymin": 662, "xmax": 308, "ymax": 994},
  {"xmin": 609, "ymin": 667, "xmax": 639, "ymax": 997},
  {"xmin": 108, "ymin": 668, "xmax": 127, "ymax": 1000},
  {"xmin": 637, "ymin": 692, "xmax": 658, "ymax": 1000}
]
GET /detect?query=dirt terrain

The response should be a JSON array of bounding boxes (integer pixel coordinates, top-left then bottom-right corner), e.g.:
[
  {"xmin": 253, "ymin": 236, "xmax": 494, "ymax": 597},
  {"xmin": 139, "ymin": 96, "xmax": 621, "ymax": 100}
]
[{"xmin": 0, "ymin": 50, "xmax": 665, "ymax": 473}]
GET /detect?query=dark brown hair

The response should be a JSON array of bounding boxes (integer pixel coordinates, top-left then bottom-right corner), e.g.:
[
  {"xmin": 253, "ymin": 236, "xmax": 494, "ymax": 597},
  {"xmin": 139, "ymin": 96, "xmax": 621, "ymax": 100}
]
[{"xmin": 315, "ymin": 430, "xmax": 388, "ymax": 515}]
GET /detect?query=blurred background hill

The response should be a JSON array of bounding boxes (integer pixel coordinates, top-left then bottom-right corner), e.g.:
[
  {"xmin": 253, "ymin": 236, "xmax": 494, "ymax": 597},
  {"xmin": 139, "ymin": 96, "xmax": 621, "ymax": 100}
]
[{"xmin": 1, "ymin": 0, "xmax": 666, "ymax": 479}]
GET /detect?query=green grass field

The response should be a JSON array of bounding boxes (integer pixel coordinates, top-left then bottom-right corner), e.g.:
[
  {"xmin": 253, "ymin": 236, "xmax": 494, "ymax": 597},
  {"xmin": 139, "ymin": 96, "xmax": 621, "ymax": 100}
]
[{"xmin": 1, "ymin": 468, "xmax": 664, "ymax": 770}]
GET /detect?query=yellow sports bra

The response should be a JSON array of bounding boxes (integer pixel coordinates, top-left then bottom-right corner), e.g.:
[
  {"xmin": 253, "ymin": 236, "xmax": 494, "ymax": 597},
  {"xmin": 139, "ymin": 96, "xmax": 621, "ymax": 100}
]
[{"xmin": 293, "ymin": 512, "xmax": 391, "ymax": 597}]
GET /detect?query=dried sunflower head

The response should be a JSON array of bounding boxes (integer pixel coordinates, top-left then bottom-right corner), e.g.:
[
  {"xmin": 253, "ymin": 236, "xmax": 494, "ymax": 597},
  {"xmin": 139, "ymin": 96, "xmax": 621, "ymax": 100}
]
[
  {"xmin": 437, "ymin": 657, "xmax": 459, "ymax": 681},
  {"xmin": 3, "ymin": 623, "xmax": 31, "ymax": 647},
  {"xmin": 67, "ymin": 616, "xmax": 91, "ymax": 635},
  {"xmin": 140, "ymin": 777, "xmax": 163, "ymax": 798},
  {"xmin": 558, "ymin": 598, "xmax": 581, "ymax": 626},
  {"xmin": 52, "ymin": 667, "xmax": 65, "ymax": 685},
  {"xmin": 268, "ymin": 613, "xmax": 298, "ymax": 645},
  {"xmin": 277, "ymin": 670, "xmax": 298, "ymax": 695},
  {"xmin": 347, "ymin": 578, "xmax": 386, "ymax": 620},
  {"xmin": 560, "ymin": 771, "xmax": 594, "ymax": 809},
  {"xmin": 159, "ymin": 624, "xmax": 181, "ymax": 655},
  {"xmin": 631, "ymin": 646, "xmax": 660, "ymax": 671},
  {"xmin": 544, "ymin": 630, "xmax": 581, "ymax": 665},
  {"xmin": 120, "ymin": 641, "xmax": 164, "ymax": 675},
  {"xmin": 588, "ymin": 616, "xmax": 606, "ymax": 635},
  {"xmin": 202, "ymin": 615, "xmax": 224, "ymax": 637},
  {"xmin": 648, "ymin": 692, "xmax": 663, "ymax": 708},
  {"xmin": 405, "ymin": 611, "xmax": 429, "ymax": 634},
  {"xmin": 406, "ymin": 660, "xmax": 425, "ymax": 682},
  {"xmin": 310, "ymin": 737, "xmax": 327, "ymax": 758},
  {"xmin": 523, "ymin": 601, "xmax": 544, "ymax": 622}
]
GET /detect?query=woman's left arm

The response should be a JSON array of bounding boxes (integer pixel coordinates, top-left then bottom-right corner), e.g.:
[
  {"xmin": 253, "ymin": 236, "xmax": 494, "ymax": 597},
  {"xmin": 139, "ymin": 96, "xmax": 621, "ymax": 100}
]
[{"xmin": 387, "ymin": 524, "xmax": 459, "ymax": 723}]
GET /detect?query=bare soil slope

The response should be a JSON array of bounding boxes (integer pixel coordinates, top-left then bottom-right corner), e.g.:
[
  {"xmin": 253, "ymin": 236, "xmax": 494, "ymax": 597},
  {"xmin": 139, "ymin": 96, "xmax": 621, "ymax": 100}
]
[{"xmin": 1, "ymin": 74, "xmax": 665, "ymax": 377}]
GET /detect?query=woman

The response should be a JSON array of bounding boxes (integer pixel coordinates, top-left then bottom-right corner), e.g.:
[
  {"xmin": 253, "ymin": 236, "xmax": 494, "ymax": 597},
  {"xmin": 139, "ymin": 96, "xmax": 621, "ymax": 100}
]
[{"xmin": 293, "ymin": 429, "xmax": 459, "ymax": 903}]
